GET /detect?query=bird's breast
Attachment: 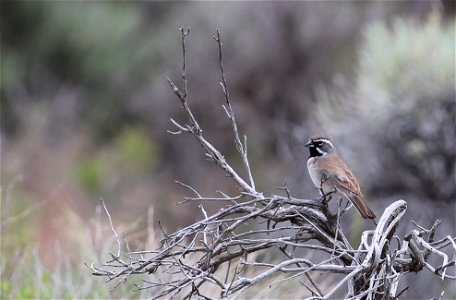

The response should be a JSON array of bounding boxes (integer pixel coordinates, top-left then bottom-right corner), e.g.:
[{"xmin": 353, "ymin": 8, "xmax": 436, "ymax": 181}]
[{"xmin": 307, "ymin": 157, "xmax": 324, "ymax": 188}]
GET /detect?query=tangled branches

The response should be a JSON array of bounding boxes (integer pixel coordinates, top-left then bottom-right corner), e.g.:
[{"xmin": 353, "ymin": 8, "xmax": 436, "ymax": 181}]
[{"xmin": 89, "ymin": 29, "xmax": 456, "ymax": 299}]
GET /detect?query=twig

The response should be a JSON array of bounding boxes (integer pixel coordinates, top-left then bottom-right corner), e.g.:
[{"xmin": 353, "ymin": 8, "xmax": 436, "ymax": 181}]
[
  {"xmin": 101, "ymin": 198, "xmax": 121, "ymax": 258},
  {"xmin": 180, "ymin": 27, "xmax": 190, "ymax": 98},
  {"xmin": 213, "ymin": 29, "xmax": 255, "ymax": 191}
]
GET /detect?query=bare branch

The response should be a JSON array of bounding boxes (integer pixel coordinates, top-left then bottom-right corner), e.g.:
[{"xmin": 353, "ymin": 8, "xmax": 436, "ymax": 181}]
[
  {"xmin": 101, "ymin": 198, "xmax": 121, "ymax": 258},
  {"xmin": 180, "ymin": 27, "xmax": 190, "ymax": 98},
  {"xmin": 213, "ymin": 29, "xmax": 256, "ymax": 191}
]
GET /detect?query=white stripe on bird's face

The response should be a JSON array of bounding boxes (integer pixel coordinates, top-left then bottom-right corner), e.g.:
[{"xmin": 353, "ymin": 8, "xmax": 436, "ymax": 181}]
[
  {"xmin": 313, "ymin": 138, "xmax": 334, "ymax": 149},
  {"xmin": 316, "ymin": 147, "xmax": 327, "ymax": 155}
]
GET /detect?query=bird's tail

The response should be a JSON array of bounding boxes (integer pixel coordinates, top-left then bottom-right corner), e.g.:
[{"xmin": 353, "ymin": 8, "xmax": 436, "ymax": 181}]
[{"xmin": 350, "ymin": 194, "xmax": 376, "ymax": 219}]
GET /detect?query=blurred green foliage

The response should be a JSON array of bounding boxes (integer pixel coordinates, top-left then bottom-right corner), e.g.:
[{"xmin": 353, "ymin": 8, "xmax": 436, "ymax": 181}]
[
  {"xmin": 74, "ymin": 157, "xmax": 103, "ymax": 195},
  {"xmin": 1, "ymin": 187, "xmax": 36, "ymax": 249},
  {"xmin": 116, "ymin": 126, "xmax": 159, "ymax": 171},
  {"xmin": 72, "ymin": 126, "xmax": 159, "ymax": 195},
  {"xmin": 357, "ymin": 13, "xmax": 455, "ymax": 117},
  {"xmin": 0, "ymin": 258, "xmax": 139, "ymax": 299},
  {"xmin": 1, "ymin": 1, "xmax": 171, "ymax": 138}
]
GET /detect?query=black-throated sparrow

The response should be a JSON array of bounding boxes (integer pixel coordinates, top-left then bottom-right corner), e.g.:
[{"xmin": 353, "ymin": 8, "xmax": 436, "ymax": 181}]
[{"xmin": 305, "ymin": 137, "xmax": 376, "ymax": 219}]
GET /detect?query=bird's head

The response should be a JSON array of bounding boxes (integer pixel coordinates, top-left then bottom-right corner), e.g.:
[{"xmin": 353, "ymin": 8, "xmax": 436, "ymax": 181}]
[{"xmin": 305, "ymin": 137, "xmax": 335, "ymax": 157}]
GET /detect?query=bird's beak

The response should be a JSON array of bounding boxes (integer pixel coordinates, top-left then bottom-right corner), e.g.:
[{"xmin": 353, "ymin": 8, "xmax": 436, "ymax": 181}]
[{"xmin": 304, "ymin": 140, "xmax": 313, "ymax": 148}]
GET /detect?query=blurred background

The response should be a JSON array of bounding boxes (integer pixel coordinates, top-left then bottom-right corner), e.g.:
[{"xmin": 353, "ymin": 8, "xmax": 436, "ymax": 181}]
[{"xmin": 1, "ymin": 1, "xmax": 454, "ymax": 298}]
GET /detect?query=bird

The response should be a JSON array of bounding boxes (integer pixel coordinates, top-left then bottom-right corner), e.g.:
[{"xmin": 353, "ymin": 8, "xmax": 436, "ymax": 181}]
[{"xmin": 304, "ymin": 136, "xmax": 376, "ymax": 219}]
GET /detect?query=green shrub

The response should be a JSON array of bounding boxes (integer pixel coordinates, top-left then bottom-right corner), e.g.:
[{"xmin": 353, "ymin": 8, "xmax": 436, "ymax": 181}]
[{"xmin": 74, "ymin": 157, "xmax": 103, "ymax": 194}]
